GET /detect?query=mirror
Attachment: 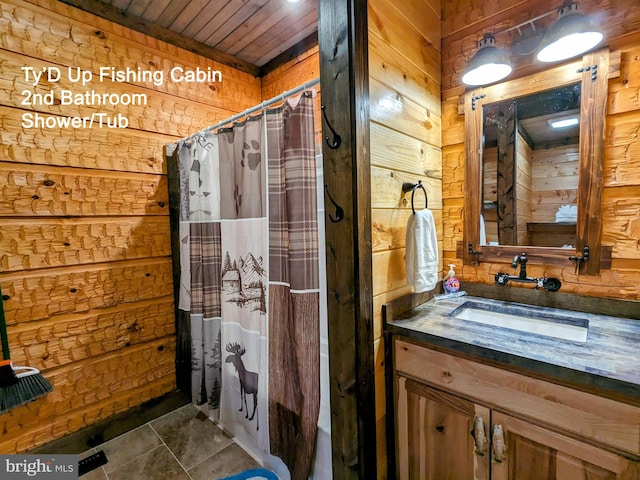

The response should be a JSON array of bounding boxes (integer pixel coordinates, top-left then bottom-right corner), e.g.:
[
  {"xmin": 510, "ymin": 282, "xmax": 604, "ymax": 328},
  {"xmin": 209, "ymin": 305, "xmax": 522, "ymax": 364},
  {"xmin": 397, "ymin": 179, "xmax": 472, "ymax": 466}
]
[
  {"xmin": 463, "ymin": 49, "xmax": 610, "ymax": 275},
  {"xmin": 481, "ymin": 83, "xmax": 581, "ymax": 248}
]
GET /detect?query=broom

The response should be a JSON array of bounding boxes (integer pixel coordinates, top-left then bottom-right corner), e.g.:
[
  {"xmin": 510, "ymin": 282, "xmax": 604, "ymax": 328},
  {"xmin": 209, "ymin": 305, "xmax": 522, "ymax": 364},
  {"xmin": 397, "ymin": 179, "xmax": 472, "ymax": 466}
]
[{"xmin": 0, "ymin": 284, "xmax": 53, "ymax": 413}]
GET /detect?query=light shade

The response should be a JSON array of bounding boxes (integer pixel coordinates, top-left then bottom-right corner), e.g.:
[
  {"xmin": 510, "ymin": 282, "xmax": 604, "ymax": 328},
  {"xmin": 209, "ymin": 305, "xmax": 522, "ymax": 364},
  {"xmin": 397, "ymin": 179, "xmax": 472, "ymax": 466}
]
[
  {"xmin": 462, "ymin": 34, "xmax": 513, "ymax": 86},
  {"xmin": 536, "ymin": 3, "xmax": 603, "ymax": 62}
]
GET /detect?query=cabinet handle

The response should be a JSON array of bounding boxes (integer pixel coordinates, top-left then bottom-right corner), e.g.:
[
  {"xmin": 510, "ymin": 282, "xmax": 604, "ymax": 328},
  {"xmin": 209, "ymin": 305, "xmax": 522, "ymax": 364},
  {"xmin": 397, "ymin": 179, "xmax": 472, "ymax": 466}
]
[
  {"xmin": 492, "ymin": 424, "xmax": 506, "ymax": 463},
  {"xmin": 471, "ymin": 416, "xmax": 488, "ymax": 455}
]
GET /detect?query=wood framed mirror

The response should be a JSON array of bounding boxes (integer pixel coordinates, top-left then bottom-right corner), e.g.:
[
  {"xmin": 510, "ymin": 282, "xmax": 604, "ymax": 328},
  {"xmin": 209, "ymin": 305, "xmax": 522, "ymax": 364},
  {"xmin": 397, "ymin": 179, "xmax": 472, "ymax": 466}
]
[{"xmin": 463, "ymin": 48, "xmax": 611, "ymax": 275}]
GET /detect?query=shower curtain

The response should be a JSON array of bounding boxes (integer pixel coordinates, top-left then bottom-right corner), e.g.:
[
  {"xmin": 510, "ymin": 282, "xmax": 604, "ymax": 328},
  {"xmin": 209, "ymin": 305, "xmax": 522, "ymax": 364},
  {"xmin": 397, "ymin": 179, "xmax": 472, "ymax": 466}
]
[{"xmin": 170, "ymin": 91, "xmax": 321, "ymax": 480}]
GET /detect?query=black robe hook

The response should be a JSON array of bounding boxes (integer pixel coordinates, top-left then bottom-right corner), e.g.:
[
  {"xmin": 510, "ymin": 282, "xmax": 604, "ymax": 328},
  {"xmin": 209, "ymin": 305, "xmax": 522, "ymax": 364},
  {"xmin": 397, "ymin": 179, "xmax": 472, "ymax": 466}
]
[
  {"xmin": 321, "ymin": 105, "xmax": 342, "ymax": 149},
  {"xmin": 324, "ymin": 184, "xmax": 344, "ymax": 223}
]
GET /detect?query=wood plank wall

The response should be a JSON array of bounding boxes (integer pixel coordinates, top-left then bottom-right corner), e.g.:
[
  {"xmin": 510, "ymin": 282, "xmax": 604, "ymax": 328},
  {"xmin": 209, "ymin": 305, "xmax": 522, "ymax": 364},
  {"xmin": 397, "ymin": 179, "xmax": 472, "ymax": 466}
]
[
  {"xmin": 442, "ymin": 0, "xmax": 640, "ymax": 300},
  {"xmin": 0, "ymin": 0, "xmax": 261, "ymax": 452},
  {"xmin": 368, "ymin": 0, "xmax": 442, "ymax": 477},
  {"xmin": 531, "ymin": 144, "xmax": 578, "ymax": 223}
]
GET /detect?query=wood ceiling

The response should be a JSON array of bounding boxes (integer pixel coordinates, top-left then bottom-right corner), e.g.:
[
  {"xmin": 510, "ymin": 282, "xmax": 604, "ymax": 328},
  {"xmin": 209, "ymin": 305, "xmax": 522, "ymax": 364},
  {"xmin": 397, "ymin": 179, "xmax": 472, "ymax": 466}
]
[{"xmin": 60, "ymin": 0, "xmax": 319, "ymax": 77}]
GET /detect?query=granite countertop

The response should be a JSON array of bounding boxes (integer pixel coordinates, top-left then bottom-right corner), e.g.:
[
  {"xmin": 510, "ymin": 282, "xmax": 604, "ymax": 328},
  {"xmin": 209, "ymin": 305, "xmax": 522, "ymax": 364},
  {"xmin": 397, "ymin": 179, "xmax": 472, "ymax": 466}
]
[{"xmin": 386, "ymin": 294, "xmax": 640, "ymax": 405}]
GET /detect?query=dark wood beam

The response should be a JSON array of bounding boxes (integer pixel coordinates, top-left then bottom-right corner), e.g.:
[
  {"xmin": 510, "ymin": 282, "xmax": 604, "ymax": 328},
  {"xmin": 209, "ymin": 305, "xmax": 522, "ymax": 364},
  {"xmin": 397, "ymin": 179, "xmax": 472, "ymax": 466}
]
[
  {"xmin": 58, "ymin": 0, "xmax": 261, "ymax": 77},
  {"xmin": 319, "ymin": 0, "xmax": 376, "ymax": 478},
  {"xmin": 496, "ymin": 102, "xmax": 517, "ymax": 245},
  {"xmin": 260, "ymin": 32, "xmax": 319, "ymax": 77}
]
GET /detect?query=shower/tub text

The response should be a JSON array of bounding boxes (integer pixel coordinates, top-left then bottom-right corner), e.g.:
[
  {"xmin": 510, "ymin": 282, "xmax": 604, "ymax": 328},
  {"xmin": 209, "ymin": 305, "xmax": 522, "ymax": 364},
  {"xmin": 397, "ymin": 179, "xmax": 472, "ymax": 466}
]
[{"xmin": 21, "ymin": 112, "xmax": 129, "ymax": 129}]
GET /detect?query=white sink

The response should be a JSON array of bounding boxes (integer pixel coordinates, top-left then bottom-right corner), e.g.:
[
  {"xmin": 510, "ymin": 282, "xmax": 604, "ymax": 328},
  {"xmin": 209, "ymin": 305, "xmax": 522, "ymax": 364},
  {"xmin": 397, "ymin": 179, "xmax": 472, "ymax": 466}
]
[{"xmin": 451, "ymin": 301, "xmax": 589, "ymax": 343}]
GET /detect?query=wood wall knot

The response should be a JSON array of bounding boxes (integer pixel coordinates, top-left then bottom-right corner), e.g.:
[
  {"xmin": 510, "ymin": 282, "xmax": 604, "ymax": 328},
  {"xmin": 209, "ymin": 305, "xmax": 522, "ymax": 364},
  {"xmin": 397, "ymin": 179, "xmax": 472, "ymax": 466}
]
[
  {"xmin": 93, "ymin": 31, "xmax": 105, "ymax": 39},
  {"xmin": 441, "ymin": 370, "xmax": 453, "ymax": 383},
  {"xmin": 42, "ymin": 180, "xmax": 55, "ymax": 187}
]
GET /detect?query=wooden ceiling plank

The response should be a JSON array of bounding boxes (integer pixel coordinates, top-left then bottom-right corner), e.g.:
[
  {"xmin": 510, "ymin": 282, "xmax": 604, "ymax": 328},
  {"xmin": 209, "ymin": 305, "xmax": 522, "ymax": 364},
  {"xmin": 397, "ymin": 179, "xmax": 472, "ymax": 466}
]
[
  {"xmin": 127, "ymin": 0, "xmax": 153, "ymax": 18},
  {"xmin": 248, "ymin": 12, "xmax": 318, "ymax": 66},
  {"xmin": 180, "ymin": 0, "xmax": 230, "ymax": 38},
  {"xmin": 221, "ymin": 0, "xmax": 316, "ymax": 56},
  {"xmin": 169, "ymin": 0, "xmax": 216, "ymax": 33},
  {"xmin": 153, "ymin": 0, "xmax": 194, "ymax": 28},
  {"xmin": 260, "ymin": 32, "xmax": 318, "ymax": 76},
  {"xmin": 141, "ymin": 0, "xmax": 173, "ymax": 22},
  {"xmin": 190, "ymin": 0, "xmax": 251, "ymax": 43},
  {"xmin": 57, "ymin": 0, "xmax": 261, "ymax": 76},
  {"xmin": 201, "ymin": 0, "xmax": 274, "ymax": 47},
  {"xmin": 111, "ymin": 0, "xmax": 132, "ymax": 11}
]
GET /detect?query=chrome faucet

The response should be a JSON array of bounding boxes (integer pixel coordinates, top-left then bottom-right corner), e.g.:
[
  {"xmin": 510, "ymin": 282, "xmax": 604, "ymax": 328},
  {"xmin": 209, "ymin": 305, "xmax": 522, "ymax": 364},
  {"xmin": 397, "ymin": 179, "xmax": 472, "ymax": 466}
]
[
  {"xmin": 494, "ymin": 252, "xmax": 562, "ymax": 291},
  {"xmin": 511, "ymin": 253, "xmax": 528, "ymax": 279}
]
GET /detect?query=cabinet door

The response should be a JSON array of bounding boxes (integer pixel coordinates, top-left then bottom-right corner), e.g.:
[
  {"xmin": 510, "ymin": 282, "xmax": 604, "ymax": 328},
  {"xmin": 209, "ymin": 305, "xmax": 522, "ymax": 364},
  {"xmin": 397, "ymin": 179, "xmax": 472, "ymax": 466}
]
[
  {"xmin": 396, "ymin": 375, "xmax": 490, "ymax": 480},
  {"xmin": 490, "ymin": 411, "xmax": 640, "ymax": 480}
]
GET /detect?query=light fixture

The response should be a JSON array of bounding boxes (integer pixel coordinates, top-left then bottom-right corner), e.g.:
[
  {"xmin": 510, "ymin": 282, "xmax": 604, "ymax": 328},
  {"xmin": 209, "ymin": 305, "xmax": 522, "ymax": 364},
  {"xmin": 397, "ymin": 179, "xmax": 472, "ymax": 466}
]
[
  {"xmin": 461, "ymin": 34, "xmax": 513, "ymax": 87},
  {"xmin": 536, "ymin": 2, "xmax": 604, "ymax": 62},
  {"xmin": 549, "ymin": 116, "xmax": 579, "ymax": 129},
  {"xmin": 461, "ymin": 3, "xmax": 604, "ymax": 86}
]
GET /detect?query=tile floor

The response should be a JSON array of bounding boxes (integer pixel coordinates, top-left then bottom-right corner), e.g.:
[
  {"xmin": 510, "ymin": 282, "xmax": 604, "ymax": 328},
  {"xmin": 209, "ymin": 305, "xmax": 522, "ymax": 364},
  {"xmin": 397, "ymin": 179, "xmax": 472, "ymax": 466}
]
[{"xmin": 79, "ymin": 404, "xmax": 261, "ymax": 479}]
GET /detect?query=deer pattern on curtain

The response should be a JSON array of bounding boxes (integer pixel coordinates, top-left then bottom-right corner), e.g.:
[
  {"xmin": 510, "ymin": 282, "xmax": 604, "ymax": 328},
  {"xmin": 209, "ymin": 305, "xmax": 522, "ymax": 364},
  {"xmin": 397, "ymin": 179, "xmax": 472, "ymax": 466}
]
[{"xmin": 172, "ymin": 91, "xmax": 320, "ymax": 480}]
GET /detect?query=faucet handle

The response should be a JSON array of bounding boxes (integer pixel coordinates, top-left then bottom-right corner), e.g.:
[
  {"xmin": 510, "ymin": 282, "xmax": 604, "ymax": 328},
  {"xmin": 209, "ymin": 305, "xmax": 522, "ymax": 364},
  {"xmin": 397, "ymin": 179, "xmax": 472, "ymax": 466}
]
[
  {"xmin": 495, "ymin": 273, "xmax": 509, "ymax": 285},
  {"xmin": 535, "ymin": 277, "xmax": 562, "ymax": 291}
]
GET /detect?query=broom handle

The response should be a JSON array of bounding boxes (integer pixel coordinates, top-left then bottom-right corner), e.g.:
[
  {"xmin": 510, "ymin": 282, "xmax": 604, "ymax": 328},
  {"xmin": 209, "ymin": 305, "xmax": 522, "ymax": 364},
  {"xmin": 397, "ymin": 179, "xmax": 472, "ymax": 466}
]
[{"xmin": 0, "ymin": 284, "xmax": 10, "ymax": 360}]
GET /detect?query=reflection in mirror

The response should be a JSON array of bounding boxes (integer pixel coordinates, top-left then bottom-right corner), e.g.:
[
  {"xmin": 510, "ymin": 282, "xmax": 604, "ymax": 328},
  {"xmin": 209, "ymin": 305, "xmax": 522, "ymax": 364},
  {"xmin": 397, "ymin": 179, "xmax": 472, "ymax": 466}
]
[{"xmin": 481, "ymin": 83, "xmax": 581, "ymax": 248}]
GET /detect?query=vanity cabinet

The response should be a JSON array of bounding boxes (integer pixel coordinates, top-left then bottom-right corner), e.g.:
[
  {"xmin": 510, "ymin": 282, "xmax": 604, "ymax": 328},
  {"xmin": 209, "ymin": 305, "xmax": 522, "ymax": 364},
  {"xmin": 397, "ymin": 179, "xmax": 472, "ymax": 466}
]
[
  {"xmin": 393, "ymin": 338, "xmax": 640, "ymax": 480},
  {"xmin": 397, "ymin": 375, "xmax": 489, "ymax": 479}
]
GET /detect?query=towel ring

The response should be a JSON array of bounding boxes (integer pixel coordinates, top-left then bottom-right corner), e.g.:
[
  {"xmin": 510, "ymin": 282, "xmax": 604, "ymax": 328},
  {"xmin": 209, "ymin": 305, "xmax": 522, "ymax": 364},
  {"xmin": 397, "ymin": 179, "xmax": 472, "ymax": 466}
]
[{"xmin": 402, "ymin": 181, "xmax": 428, "ymax": 214}]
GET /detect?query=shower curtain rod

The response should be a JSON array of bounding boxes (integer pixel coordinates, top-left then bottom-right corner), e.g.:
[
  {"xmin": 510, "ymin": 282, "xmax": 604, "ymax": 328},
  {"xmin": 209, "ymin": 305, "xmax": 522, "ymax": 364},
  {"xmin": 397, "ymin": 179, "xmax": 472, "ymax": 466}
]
[{"xmin": 180, "ymin": 77, "xmax": 320, "ymax": 143}]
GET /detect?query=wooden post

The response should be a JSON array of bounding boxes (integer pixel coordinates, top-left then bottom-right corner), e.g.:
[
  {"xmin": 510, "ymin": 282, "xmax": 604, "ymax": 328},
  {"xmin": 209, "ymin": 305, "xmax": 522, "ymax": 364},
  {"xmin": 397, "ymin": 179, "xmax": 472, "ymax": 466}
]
[
  {"xmin": 496, "ymin": 102, "xmax": 517, "ymax": 246},
  {"xmin": 578, "ymin": 49, "xmax": 608, "ymax": 275},
  {"xmin": 319, "ymin": 0, "xmax": 377, "ymax": 478}
]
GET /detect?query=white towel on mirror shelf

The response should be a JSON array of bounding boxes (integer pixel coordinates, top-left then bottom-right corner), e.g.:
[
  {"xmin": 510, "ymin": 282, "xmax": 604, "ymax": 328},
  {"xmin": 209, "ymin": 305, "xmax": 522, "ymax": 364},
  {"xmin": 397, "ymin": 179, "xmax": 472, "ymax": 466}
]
[
  {"xmin": 555, "ymin": 204, "xmax": 577, "ymax": 223},
  {"xmin": 405, "ymin": 208, "xmax": 439, "ymax": 293},
  {"xmin": 479, "ymin": 214, "xmax": 487, "ymax": 245}
]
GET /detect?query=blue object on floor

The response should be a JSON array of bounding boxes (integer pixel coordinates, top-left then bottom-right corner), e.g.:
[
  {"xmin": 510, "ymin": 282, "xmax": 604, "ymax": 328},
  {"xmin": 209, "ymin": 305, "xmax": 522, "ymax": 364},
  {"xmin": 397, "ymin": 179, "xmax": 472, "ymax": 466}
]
[{"xmin": 219, "ymin": 468, "xmax": 278, "ymax": 480}]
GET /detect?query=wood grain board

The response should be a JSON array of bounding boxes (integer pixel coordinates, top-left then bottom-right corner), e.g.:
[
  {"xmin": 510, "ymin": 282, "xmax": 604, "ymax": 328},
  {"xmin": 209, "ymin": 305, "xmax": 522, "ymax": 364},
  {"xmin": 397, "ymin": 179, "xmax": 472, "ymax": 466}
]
[{"xmin": 0, "ymin": 0, "xmax": 264, "ymax": 453}]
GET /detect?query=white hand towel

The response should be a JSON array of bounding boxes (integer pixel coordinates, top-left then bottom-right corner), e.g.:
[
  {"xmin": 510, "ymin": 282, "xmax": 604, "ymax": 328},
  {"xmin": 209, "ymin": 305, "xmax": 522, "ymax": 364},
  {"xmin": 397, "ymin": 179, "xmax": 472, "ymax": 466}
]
[
  {"xmin": 406, "ymin": 209, "xmax": 439, "ymax": 293},
  {"xmin": 479, "ymin": 213, "xmax": 487, "ymax": 246}
]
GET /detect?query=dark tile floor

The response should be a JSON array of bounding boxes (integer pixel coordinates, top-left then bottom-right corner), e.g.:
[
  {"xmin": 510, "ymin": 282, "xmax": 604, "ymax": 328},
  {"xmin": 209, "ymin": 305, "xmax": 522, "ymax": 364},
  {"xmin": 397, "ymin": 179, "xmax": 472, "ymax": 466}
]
[{"xmin": 79, "ymin": 404, "xmax": 261, "ymax": 479}]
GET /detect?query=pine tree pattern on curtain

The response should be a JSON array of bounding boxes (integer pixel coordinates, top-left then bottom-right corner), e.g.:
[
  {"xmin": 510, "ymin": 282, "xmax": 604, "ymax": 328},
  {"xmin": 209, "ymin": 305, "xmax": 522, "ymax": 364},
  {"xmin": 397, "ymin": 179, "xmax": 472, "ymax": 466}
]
[
  {"xmin": 175, "ymin": 133, "xmax": 223, "ymax": 411},
  {"xmin": 172, "ymin": 91, "xmax": 320, "ymax": 479},
  {"xmin": 217, "ymin": 116, "xmax": 269, "ymax": 452}
]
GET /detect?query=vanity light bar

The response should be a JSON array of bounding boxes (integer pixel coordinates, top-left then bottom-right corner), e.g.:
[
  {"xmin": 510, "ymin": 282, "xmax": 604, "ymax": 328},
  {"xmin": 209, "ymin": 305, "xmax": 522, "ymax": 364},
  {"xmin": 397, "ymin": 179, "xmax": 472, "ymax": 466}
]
[{"xmin": 462, "ymin": 2, "xmax": 604, "ymax": 87}]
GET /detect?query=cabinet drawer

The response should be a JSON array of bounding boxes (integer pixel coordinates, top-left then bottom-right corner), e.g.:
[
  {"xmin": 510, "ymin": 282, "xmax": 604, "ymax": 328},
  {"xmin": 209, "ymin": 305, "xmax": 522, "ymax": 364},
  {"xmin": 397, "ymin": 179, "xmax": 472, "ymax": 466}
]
[{"xmin": 394, "ymin": 338, "xmax": 640, "ymax": 457}]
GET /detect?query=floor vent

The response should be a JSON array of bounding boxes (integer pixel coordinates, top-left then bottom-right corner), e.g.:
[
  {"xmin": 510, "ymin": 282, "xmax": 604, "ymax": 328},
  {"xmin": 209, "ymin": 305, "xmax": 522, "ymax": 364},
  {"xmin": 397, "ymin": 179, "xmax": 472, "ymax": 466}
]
[{"xmin": 79, "ymin": 450, "xmax": 108, "ymax": 476}]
